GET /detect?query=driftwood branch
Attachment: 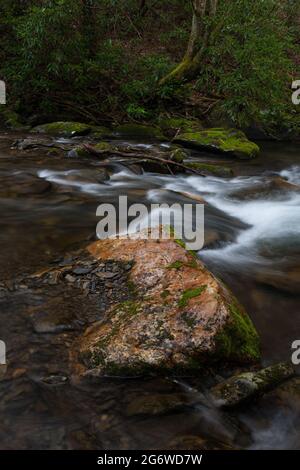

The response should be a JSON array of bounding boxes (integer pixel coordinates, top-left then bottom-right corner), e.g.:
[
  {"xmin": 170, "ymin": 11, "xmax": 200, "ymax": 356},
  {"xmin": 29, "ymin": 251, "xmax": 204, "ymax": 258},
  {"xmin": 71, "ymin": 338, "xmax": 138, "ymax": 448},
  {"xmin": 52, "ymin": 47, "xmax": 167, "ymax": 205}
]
[{"xmin": 82, "ymin": 144, "xmax": 206, "ymax": 176}]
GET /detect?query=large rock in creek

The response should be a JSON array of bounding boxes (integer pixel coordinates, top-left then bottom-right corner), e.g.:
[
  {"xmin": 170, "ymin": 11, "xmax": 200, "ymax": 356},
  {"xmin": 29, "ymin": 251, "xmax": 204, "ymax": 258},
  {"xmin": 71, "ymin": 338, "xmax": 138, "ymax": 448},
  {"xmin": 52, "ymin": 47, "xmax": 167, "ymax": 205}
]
[
  {"xmin": 210, "ymin": 362, "xmax": 295, "ymax": 408},
  {"xmin": 229, "ymin": 176, "xmax": 300, "ymax": 201},
  {"xmin": 68, "ymin": 142, "xmax": 113, "ymax": 158},
  {"xmin": 0, "ymin": 173, "xmax": 51, "ymax": 197},
  {"xmin": 31, "ymin": 121, "xmax": 93, "ymax": 137},
  {"xmin": 157, "ymin": 116, "xmax": 204, "ymax": 138},
  {"xmin": 174, "ymin": 128, "xmax": 260, "ymax": 160},
  {"xmin": 256, "ymin": 265, "xmax": 300, "ymax": 295},
  {"xmin": 78, "ymin": 231, "xmax": 260, "ymax": 376},
  {"xmin": 31, "ymin": 121, "xmax": 111, "ymax": 138},
  {"xmin": 184, "ymin": 162, "xmax": 233, "ymax": 177}
]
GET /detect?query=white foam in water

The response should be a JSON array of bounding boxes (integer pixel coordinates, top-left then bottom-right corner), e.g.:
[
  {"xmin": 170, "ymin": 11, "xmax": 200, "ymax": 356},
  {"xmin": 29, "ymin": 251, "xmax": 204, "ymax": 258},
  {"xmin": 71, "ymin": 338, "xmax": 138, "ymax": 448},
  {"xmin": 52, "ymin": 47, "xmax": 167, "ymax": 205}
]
[
  {"xmin": 39, "ymin": 165, "xmax": 300, "ymax": 266},
  {"xmin": 109, "ymin": 169, "xmax": 139, "ymax": 182},
  {"xmin": 164, "ymin": 167, "xmax": 300, "ymax": 266},
  {"xmin": 38, "ymin": 169, "xmax": 107, "ymax": 194},
  {"xmin": 280, "ymin": 165, "xmax": 300, "ymax": 185}
]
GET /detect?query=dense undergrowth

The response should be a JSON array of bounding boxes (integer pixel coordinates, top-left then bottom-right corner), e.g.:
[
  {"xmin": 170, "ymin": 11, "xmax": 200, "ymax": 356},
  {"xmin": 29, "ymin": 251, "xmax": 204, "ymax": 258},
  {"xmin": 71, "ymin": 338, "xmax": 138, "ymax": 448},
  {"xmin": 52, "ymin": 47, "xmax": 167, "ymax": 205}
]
[{"xmin": 0, "ymin": 0, "xmax": 299, "ymax": 134}]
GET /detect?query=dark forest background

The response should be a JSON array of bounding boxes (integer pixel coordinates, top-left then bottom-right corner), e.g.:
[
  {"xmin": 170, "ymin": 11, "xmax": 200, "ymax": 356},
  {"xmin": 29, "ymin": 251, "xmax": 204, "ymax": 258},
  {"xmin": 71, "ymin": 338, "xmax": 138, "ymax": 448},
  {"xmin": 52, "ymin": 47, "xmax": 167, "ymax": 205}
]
[{"xmin": 0, "ymin": 0, "xmax": 299, "ymax": 134}]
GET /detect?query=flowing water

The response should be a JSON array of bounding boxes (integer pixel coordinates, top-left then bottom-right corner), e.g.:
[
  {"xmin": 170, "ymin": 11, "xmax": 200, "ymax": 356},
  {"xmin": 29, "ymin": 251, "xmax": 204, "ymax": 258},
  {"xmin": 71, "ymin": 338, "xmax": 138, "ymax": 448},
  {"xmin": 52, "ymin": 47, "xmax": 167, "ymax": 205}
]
[{"xmin": 0, "ymin": 132, "xmax": 299, "ymax": 449}]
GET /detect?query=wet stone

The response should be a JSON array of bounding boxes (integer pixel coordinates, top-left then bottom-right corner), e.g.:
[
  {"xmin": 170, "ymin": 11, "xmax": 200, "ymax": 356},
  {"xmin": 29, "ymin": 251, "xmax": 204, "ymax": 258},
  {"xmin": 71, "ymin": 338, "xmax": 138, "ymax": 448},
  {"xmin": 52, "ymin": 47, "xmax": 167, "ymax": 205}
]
[
  {"xmin": 95, "ymin": 272, "xmax": 118, "ymax": 280},
  {"xmin": 41, "ymin": 375, "xmax": 68, "ymax": 386},
  {"xmin": 126, "ymin": 393, "xmax": 192, "ymax": 417},
  {"xmin": 30, "ymin": 307, "xmax": 78, "ymax": 334},
  {"xmin": 59, "ymin": 257, "xmax": 74, "ymax": 267},
  {"xmin": 72, "ymin": 267, "xmax": 93, "ymax": 275},
  {"xmin": 166, "ymin": 435, "xmax": 235, "ymax": 451},
  {"xmin": 210, "ymin": 362, "xmax": 295, "ymax": 408}
]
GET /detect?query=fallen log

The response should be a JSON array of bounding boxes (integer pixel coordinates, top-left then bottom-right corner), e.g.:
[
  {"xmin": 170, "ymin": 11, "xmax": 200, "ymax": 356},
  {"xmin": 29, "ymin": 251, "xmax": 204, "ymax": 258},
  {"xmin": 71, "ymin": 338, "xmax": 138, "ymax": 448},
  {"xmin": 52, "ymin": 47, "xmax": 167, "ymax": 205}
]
[{"xmin": 81, "ymin": 143, "xmax": 206, "ymax": 176}]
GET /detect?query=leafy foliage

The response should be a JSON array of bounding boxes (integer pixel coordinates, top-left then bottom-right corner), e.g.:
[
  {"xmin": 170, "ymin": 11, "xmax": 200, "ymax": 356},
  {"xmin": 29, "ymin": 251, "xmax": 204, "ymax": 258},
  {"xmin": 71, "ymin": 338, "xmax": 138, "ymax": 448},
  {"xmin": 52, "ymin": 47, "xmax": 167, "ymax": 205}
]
[
  {"xmin": 0, "ymin": 0, "xmax": 298, "ymax": 128},
  {"xmin": 196, "ymin": 0, "xmax": 296, "ymax": 127}
]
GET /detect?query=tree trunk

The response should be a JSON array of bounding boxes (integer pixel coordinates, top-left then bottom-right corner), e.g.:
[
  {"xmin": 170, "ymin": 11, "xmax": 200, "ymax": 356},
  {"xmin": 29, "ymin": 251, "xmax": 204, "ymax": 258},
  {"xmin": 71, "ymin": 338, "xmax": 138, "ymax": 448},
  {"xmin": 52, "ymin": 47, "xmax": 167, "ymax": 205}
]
[{"xmin": 159, "ymin": 0, "xmax": 218, "ymax": 85}]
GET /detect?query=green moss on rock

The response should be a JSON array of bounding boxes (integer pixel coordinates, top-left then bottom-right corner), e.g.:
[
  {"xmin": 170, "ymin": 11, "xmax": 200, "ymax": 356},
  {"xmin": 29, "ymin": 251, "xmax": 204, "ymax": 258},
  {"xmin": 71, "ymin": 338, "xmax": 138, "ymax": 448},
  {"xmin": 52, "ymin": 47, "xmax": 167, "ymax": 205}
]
[
  {"xmin": 31, "ymin": 121, "xmax": 92, "ymax": 137},
  {"xmin": 161, "ymin": 289, "xmax": 171, "ymax": 299},
  {"xmin": 215, "ymin": 298, "xmax": 260, "ymax": 363},
  {"xmin": 185, "ymin": 162, "xmax": 233, "ymax": 177},
  {"xmin": 90, "ymin": 126, "xmax": 112, "ymax": 139},
  {"xmin": 211, "ymin": 362, "xmax": 294, "ymax": 408},
  {"xmin": 178, "ymin": 286, "xmax": 207, "ymax": 308},
  {"xmin": 174, "ymin": 128, "xmax": 260, "ymax": 160},
  {"xmin": 69, "ymin": 142, "xmax": 112, "ymax": 158},
  {"xmin": 158, "ymin": 116, "xmax": 203, "ymax": 137},
  {"xmin": 169, "ymin": 147, "xmax": 188, "ymax": 163},
  {"xmin": 167, "ymin": 260, "xmax": 184, "ymax": 270},
  {"xmin": 80, "ymin": 232, "xmax": 261, "ymax": 376}
]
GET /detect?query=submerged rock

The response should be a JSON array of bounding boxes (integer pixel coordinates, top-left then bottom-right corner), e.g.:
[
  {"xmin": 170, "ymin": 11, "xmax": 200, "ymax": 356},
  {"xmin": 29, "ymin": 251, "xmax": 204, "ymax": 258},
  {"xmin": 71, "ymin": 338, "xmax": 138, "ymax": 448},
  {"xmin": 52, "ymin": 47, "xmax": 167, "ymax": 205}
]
[
  {"xmin": 0, "ymin": 174, "xmax": 51, "ymax": 197},
  {"xmin": 126, "ymin": 393, "xmax": 190, "ymax": 416},
  {"xmin": 166, "ymin": 435, "xmax": 235, "ymax": 450},
  {"xmin": 256, "ymin": 266, "xmax": 300, "ymax": 295},
  {"xmin": 185, "ymin": 162, "xmax": 233, "ymax": 177},
  {"xmin": 31, "ymin": 121, "xmax": 93, "ymax": 137},
  {"xmin": 77, "ymin": 230, "xmax": 260, "ymax": 376},
  {"xmin": 210, "ymin": 362, "xmax": 295, "ymax": 408},
  {"xmin": 265, "ymin": 376, "xmax": 300, "ymax": 411},
  {"xmin": 174, "ymin": 128, "xmax": 260, "ymax": 160},
  {"xmin": 229, "ymin": 176, "xmax": 300, "ymax": 200},
  {"xmin": 30, "ymin": 303, "xmax": 78, "ymax": 334},
  {"xmin": 68, "ymin": 142, "xmax": 113, "ymax": 158},
  {"xmin": 41, "ymin": 375, "xmax": 68, "ymax": 386}
]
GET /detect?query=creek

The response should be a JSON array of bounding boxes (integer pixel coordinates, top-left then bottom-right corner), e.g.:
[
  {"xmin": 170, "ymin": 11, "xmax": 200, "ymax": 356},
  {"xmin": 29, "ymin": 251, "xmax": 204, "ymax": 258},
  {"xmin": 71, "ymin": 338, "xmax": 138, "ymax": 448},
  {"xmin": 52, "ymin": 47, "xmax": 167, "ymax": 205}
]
[{"xmin": 0, "ymin": 131, "xmax": 299, "ymax": 449}]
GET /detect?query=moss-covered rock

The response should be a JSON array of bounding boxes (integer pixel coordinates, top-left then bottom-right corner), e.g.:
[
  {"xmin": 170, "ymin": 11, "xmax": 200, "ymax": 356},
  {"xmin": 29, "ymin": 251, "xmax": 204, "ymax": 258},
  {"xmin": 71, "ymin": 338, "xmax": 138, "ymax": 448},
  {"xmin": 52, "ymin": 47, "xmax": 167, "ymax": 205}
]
[
  {"xmin": 214, "ymin": 298, "xmax": 260, "ymax": 363},
  {"xmin": 68, "ymin": 142, "xmax": 113, "ymax": 158},
  {"xmin": 112, "ymin": 124, "xmax": 167, "ymax": 141},
  {"xmin": 210, "ymin": 362, "xmax": 295, "ymax": 408},
  {"xmin": 174, "ymin": 128, "xmax": 260, "ymax": 160},
  {"xmin": 185, "ymin": 162, "xmax": 233, "ymax": 177},
  {"xmin": 90, "ymin": 125, "xmax": 112, "ymax": 139},
  {"xmin": 169, "ymin": 147, "xmax": 189, "ymax": 163},
  {"xmin": 157, "ymin": 116, "xmax": 203, "ymax": 137},
  {"xmin": 77, "ymin": 229, "xmax": 261, "ymax": 376},
  {"xmin": 31, "ymin": 121, "xmax": 92, "ymax": 137}
]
